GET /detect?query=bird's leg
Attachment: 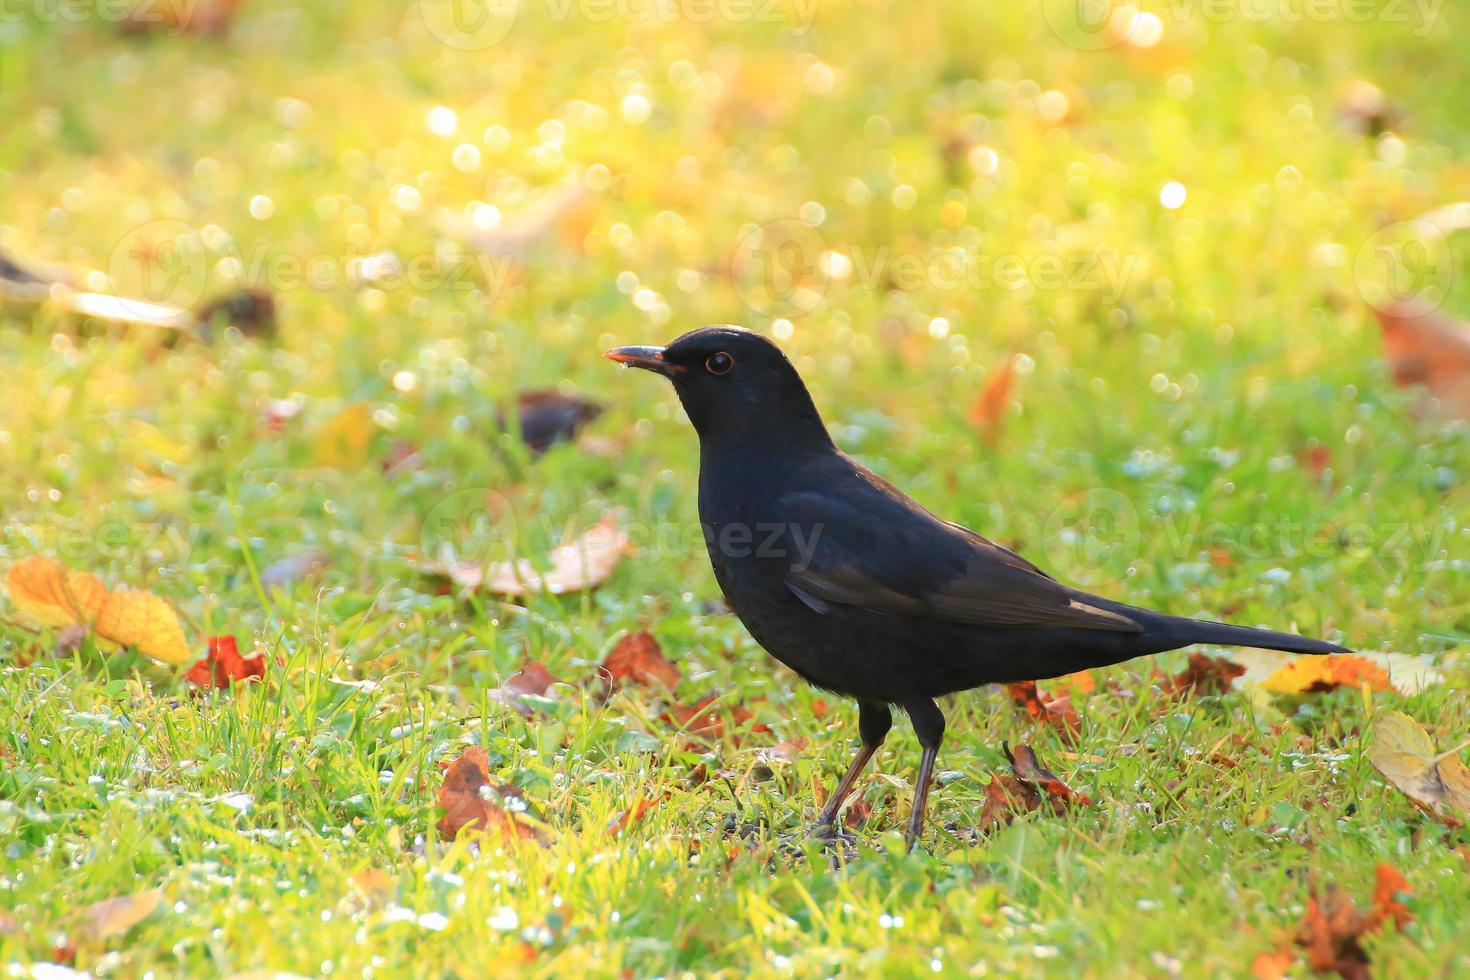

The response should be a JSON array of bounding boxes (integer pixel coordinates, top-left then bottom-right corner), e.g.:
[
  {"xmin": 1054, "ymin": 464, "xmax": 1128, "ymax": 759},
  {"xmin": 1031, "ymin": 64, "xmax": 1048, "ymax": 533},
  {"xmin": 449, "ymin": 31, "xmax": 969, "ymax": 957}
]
[
  {"xmin": 903, "ymin": 699, "xmax": 946, "ymax": 851},
  {"xmin": 813, "ymin": 700, "xmax": 891, "ymax": 830}
]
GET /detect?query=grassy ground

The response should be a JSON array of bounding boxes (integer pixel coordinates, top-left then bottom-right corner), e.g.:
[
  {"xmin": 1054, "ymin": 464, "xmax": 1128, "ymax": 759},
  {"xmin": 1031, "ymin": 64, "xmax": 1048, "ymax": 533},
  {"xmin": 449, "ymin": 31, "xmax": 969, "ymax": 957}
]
[{"xmin": 2, "ymin": 1, "xmax": 1469, "ymax": 975}]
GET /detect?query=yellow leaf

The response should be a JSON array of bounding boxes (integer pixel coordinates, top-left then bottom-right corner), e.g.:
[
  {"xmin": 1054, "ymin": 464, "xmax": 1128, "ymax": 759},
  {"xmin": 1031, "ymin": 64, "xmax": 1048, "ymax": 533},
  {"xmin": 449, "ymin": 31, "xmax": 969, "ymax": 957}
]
[
  {"xmin": 6, "ymin": 557, "xmax": 192, "ymax": 666},
  {"xmin": 1225, "ymin": 649, "xmax": 1441, "ymax": 695},
  {"xmin": 95, "ymin": 589, "xmax": 193, "ymax": 665},
  {"xmin": 1369, "ymin": 711, "xmax": 1470, "ymax": 824},
  {"xmin": 7, "ymin": 556, "xmax": 110, "ymax": 627},
  {"xmin": 313, "ymin": 404, "xmax": 374, "ymax": 469}
]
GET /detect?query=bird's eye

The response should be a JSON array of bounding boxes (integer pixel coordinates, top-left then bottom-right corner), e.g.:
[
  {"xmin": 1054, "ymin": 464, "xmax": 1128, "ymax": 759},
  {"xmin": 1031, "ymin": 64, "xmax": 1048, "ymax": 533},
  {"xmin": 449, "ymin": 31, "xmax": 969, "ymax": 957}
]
[{"xmin": 705, "ymin": 352, "xmax": 734, "ymax": 375}]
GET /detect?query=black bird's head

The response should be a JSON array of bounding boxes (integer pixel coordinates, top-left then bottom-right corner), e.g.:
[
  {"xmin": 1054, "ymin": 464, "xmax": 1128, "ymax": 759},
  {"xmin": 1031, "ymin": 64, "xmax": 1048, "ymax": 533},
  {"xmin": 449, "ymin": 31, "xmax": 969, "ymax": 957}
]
[{"xmin": 605, "ymin": 325, "xmax": 832, "ymax": 452}]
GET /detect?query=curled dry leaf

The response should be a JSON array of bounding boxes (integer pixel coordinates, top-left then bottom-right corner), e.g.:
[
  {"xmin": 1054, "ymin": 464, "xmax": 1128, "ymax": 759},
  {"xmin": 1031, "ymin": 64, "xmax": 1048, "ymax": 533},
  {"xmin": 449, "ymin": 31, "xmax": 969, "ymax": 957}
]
[
  {"xmin": 1368, "ymin": 710, "xmax": 1470, "ymax": 825},
  {"xmin": 185, "ymin": 636, "xmax": 266, "ymax": 689},
  {"xmin": 491, "ymin": 660, "xmax": 559, "ymax": 714},
  {"xmin": 977, "ymin": 743, "xmax": 1092, "ymax": 833},
  {"xmin": 601, "ymin": 631, "xmax": 680, "ymax": 691},
  {"xmin": 6, "ymin": 557, "xmax": 192, "ymax": 665},
  {"xmin": 482, "ymin": 513, "xmax": 628, "ymax": 597},
  {"xmin": 436, "ymin": 746, "xmax": 549, "ymax": 844},
  {"xmin": 1004, "ymin": 680, "xmax": 1080, "ymax": 741}
]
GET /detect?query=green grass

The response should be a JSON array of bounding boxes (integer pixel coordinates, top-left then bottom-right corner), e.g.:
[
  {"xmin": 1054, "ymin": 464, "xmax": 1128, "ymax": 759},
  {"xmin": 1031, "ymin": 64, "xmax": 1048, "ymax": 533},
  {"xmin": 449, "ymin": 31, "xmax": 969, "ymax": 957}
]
[{"xmin": 2, "ymin": 1, "xmax": 1469, "ymax": 975}]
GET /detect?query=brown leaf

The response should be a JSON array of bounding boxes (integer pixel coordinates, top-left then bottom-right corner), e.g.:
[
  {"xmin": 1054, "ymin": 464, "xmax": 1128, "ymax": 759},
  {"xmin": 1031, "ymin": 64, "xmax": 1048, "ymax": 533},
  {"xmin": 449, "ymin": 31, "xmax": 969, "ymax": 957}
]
[
  {"xmin": 601, "ymin": 631, "xmax": 680, "ymax": 691},
  {"xmin": 491, "ymin": 660, "xmax": 559, "ymax": 714},
  {"xmin": 967, "ymin": 354, "xmax": 1017, "ymax": 444},
  {"xmin": 436, "ymin": 746, "xmax": 548, "ymax": 844},
  {"xmin": 843, "ymin": 797, "xmax": 873, "ymax": 829},
  {"xmin": 1368, "ymin": 710, "xmax": 1470, "ymax": 825},
  {"xmin": 1004, "ymin": 681, "xmax": 1081, "ymax": 740},
  {"xmin": 1165, "ymin": 652, "xmax": 1245, "ymax": 697},
  {"xmin": 661, "ymin": 693, "xmax": 757, "ymax": 745},
  {"xmin": 1258, "ymin": 865, "xmax": 1412, "ymax": 979},
  {"xmin": 1374, "ymin": 301, "xmax": 1470, "ymax": 418},
  {"xmin": 184, "ymin": 635, "xmax": 267, "ymax": 689},
  {"xmin": 1006, "ymin": 743, "xmax": 1093, "ymax": 807}
]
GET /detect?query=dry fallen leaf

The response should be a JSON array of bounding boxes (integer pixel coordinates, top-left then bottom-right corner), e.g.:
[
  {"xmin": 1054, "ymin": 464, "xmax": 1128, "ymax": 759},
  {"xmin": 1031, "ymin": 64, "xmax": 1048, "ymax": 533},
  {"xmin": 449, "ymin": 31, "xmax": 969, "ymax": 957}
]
[
  {"xmin": 491, "ymin": 660, "xmax": 559, "ymax": 714},
  {"xmin": 81, "ymin": 887, "xmax": 165, "ymax": 941},
  {"xmin": 977, "ymin": 743, "xmax": 1092, "ymax": 833},
  {"xmin": 312, "ymin": 404, "xmax": 375, "ymax": 469},
  {"xmin": 502, "ymin": 390, "xmax": 605, "ymax": 453},
  {"xmin": 185, "ymin": 636, "xmax": 266, "ymax": 689},
  {"xmin": 1004, "ymin": 680, "xmax": 1080, "ymax": 741},
  {"xmin": 1368, "ymin": 710, "xmax": 1470, "ymax": 825},
  {"xmin": 967, "ymin": 354, "xmax": 1017, "ymax": 444},
  {"xmin": 1255, "ymin": 865, "xmax": 1412, "ymax": 980},
  {"xmin": 1163, "ymin": 652, "xmax": 1245, "ymax": 697},
  {"xmin": 480, "ymin": 513, "xmax": 628, "ymax": 597},
  {"xmin": 1374, "ymin": 301, "xmax": 1470, "ymax": 419},
  {"xmin": 436, "ymin": 746, "xmax": 548, "ymax": 844},
  {"xmin": 601, "ymin": 631, "xmax": 680, "ymax": 691},
  {"xmin": 661, "ymin": 693, "xmax": 762, "ymax": 746},
  {"xmin": 7, "ymin": 557, "xmax": 192, "ymax": 665},
  {"xmin": 608, "ymin": 794, "xmax": 665, "ymax": 836}
]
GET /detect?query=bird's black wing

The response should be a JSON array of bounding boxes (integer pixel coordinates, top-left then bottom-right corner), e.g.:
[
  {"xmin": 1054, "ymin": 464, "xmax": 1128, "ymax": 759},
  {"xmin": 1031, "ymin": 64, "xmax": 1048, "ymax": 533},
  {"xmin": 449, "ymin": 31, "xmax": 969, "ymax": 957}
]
[{"xmin": 777, "ymin": 476, "xmax": 1141, "ymax": 633}]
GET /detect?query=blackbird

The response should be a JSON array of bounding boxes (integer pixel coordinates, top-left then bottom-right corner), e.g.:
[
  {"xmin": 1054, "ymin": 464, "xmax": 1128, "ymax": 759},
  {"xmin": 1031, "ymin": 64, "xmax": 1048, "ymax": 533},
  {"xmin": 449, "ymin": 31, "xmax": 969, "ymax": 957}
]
[{"xmin": 606, "ymin": 325, "xmax": 1349, "ymax": 848}]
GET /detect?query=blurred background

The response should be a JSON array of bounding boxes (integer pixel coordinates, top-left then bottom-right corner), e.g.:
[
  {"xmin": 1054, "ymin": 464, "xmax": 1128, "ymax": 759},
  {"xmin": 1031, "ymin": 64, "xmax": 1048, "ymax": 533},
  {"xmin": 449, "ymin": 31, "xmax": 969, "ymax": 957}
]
[{"xmin": 1, "ymin": 1, "xmax": 1467, "ymax": 673}]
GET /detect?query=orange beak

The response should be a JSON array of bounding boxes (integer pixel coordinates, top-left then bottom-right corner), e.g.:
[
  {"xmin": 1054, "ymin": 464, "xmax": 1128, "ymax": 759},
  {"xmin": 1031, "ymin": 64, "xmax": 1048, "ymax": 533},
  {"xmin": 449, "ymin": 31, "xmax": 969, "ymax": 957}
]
[{"xmin": 603, "ymin": 345, "xmax": 683, "ymax": 376}]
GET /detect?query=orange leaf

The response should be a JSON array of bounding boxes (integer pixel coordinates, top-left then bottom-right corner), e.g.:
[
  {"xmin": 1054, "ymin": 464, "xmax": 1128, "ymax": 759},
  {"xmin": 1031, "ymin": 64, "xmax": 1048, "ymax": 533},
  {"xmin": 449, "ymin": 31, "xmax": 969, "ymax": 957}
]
[
  {"xmin": 185, "ymin": 636, "xmax": 266, "ymax": 688},
  {"xmin": 7, "ymin": 557, "xmax": 108, "ymax": 628},
  {"xmin": 1005, "ymin": 680, "xmax": 1081, "ymax": 740},
  {"xmin": 967, "ymin": 354, "xmax": 1018, "ymax": 444},
  {"xmin": 601, "ymin": 631, "xmax": 680, "ymax": 691},
  {"xmin": 1261, "ymin": 655, "xmax": 1393, "ymax": 694},
  {"xmin": 1374, "ymin": 301, "xmax": 1470, "ymax": 419},
  {"xmin": 7, "ymin": 557, "xmax": 191, "ymax": 665},
  {"xmin": 436, "ymin": 746, "xmax": 548, "ymax": 844}
]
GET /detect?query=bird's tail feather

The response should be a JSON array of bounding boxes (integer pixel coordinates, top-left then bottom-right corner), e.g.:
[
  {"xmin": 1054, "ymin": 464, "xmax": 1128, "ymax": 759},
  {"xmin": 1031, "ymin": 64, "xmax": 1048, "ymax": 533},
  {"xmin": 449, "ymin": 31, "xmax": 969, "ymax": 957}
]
[{"xmin": 1165, "ymin": 616, "xmax": 1350, "ymax": 655}]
